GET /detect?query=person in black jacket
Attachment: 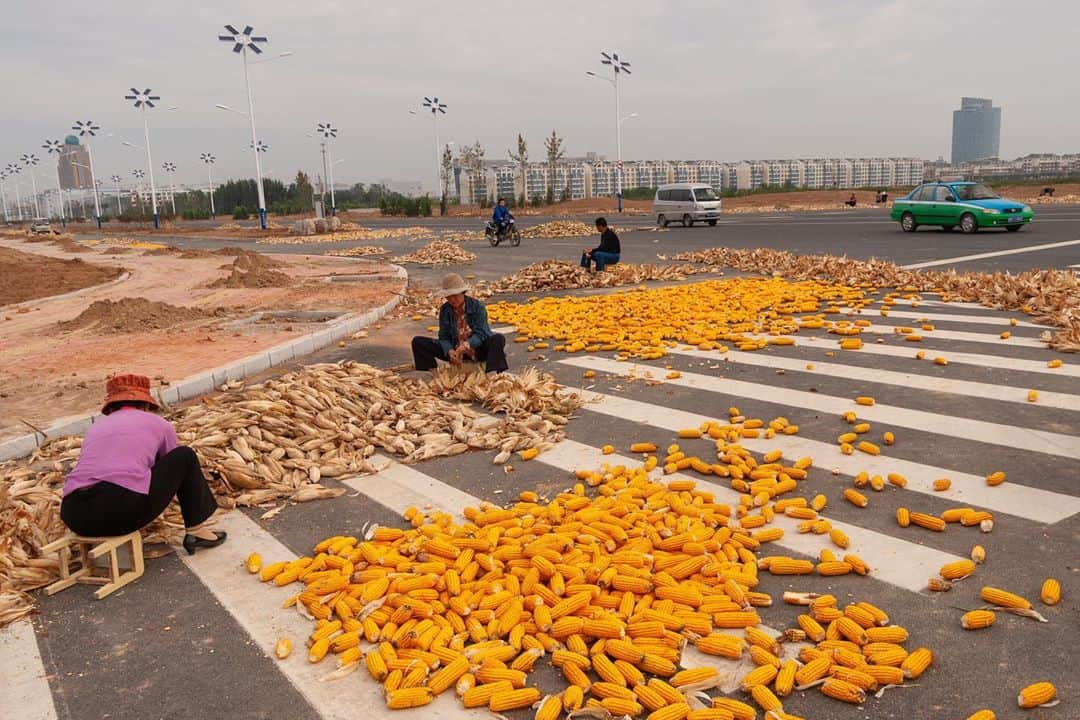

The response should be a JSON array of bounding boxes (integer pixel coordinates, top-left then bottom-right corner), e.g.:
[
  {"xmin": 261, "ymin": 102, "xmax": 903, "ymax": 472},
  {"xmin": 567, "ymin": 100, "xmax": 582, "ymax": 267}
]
[{"xmin": 581, "ymin": 217, "xmax": 621, "ymax": 272}]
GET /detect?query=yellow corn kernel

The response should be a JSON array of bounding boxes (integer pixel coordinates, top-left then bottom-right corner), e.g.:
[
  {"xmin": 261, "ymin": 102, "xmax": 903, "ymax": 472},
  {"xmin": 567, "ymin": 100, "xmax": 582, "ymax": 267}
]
[
  {"xmin": 985, "ymin": 471, "xmax": 1006, "ymax": 486},
  {"xmin": 1017, "ymin": 681, "xmax": 1056, "ymax": 709},
  {"xmin": 961, "ymin": 610, "xmax": 996, "ymax": 630},
  {"xmin": 1041, "ymin": 578, "xmax": 1061, "ymax": 606},
  {"xmin": 911, "ymin": 512, "xmax": 946, "ymax": 532},
  {"xmin": 489, "ymin": 687, "xmax": 542, "ymax": 712},
  {"xmin": 385, "ymin": 687, "xmax": 434, "ymax": 709},
  {"xmin": 980, "ymin": 586, "xmax": 1031, "ymax": 610},
  {"xmin": 843, "ymin": 488, "xmax": 868, "ymax": 508},
  {"xmin": 901, "ymin": 647, "xmax": 932, "ymax": 679}
]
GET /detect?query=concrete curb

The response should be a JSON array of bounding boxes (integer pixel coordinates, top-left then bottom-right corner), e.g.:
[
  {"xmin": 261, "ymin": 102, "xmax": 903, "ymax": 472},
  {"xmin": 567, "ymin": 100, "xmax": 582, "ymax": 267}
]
[{"xmin": 0, "ymin": 264, "xmax": 408, "ymax": 463}]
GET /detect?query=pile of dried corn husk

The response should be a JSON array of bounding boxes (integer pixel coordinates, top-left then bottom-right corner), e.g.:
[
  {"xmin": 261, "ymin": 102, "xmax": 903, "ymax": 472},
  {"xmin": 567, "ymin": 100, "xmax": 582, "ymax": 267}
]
[
  {"xmin": 0, "ymin": 362, "xmax": 581, "ymax": 625},
  {"xmin": 391, "ymin": 240, "xmax": 476, "ymax": 265},
  {"xmin": 672, "ymin": 247, "xmax": 1080, "ymax": 351},
  {"xmin": 325, "ymin": 245, "xmax": 388, "ymax": 258},
  {"xmin": 260, "ymin": 228, "xmax": 434, "ymax": 245},
  {"xmin": 474, "ymin": 260, "xmax": 713, "ymax": 295},
  {"xmin": 520, "ymin": 221, "xmax": 596, "ymax": 238}
]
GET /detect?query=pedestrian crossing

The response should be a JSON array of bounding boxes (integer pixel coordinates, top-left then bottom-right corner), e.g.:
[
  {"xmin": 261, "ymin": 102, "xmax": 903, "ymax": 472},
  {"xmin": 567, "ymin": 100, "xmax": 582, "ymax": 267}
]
[{"xmin": 11, "ymin": 296, "xmax": 1079, "ymax": 720}]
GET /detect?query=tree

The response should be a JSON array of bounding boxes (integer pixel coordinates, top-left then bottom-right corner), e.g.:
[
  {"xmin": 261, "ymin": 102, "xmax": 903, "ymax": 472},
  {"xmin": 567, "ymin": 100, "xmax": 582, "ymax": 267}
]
[
  {"xmin": 544, "ymin": 130, "xmax": 565, "ymax": 205},
  {"xmin": 508, "ymin": 134, "xmax": 529, "ymax": 208},
  {"xmin": 440, "ymin": 144, "xmax": 453, "ymax": 215},
  {"xmin": 294, "ymin": 170, "xmax": 314, "ymax": 211}
]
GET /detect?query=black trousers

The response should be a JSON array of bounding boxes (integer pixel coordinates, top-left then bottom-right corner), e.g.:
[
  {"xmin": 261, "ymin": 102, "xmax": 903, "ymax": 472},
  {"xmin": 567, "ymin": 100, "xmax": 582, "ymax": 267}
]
[
  {"xmin": 411, "ymin": 334, "xmax": 508, "ymax": 373},
  {"xmin": 60, "ymin": 446, "xmax": 218, "ymax": 536}
]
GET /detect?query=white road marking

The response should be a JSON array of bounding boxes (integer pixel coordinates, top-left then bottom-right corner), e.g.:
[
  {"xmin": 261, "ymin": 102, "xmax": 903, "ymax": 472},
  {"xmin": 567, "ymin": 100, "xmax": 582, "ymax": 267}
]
[
  {"xmin": 805, "ymin": 338, "xmax": 1080, "ymax": 377},
  {"xmin": 559, "ymin": 386, "xmax": 1080, "ymax": 524},
  {"xmin": 181, "ymin": 512, "xmax": 487, "ymax": 720},
  {"xmin": 664, "ymin": 346, "xmax": 1080, "ymax": 411},
  {"xmin": 539, "ymin": 440, "xmax": 963, "ymax": 592},
  {"xmin": 854, "ymin": 323, "xmax": 1045, "ymax": 348},
  {"xmin": 563, "ymin": 357, "xmax": 1080, "ymax": 460},
  {"xmin": 900, "ymin": 239, "xmax": 1080, "ymax": 270},
  {"xmin": 840, "ymin": 308, "xmax": 1047, "ymax": 329},
  {"xmin": 0, "ymin": 620, "xmax": 57, "ymax": 720}
]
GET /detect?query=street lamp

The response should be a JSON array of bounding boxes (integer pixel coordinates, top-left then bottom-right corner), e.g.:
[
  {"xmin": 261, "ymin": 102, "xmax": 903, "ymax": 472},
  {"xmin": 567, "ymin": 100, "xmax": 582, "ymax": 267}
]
[
  {"xmin": 0, "ymin": 168, "xmax": 10, "ymax": 222},
  {"xmin": 201, "ymin": 153, "xmax": 217, "ymax": 217},
  {"xmin": 42, "ymin": 140, "xmax": 68, "ymax": 226},
  {"xmin": 218, "ymin": 23, "xmax": 270, "ymax": 229},
  {"xmin": 421, "ymin": 97, "xmax": 447, "ymax": 200},
  {"xmin": 6, "ymin": 163, "xmax": 24, "ymax": 221},
  {"xmin": 124, "ymin": 88, "xmax": 162, "ymax": 228},
  {"xmin": 110, "ymin": 174, "xmax": 124, "ymax": 215},
  {"xmin": 316, "ymin": 123, "xmax": 338, "ymax": 216},
  {"xmin": 587, "ymin": 51, "xmax": 632, "ymax": 212},
  {"xmin": 21, "ymin": 154, "xmax": 42, "ymax": 219},
  {"xmin": 162, "ymin": 162, "xmax": 178, "ymax": 216},
  {"xmin": 72, "ymin": 120, "xmax": 103, "ymax": 227}
]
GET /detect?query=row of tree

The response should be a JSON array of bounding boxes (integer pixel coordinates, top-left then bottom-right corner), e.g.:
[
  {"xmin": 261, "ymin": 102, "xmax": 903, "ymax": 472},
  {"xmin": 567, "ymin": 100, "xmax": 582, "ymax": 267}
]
[{"xmin": 442, "ymin": 131, "xmax": 568, "ymax": 209}]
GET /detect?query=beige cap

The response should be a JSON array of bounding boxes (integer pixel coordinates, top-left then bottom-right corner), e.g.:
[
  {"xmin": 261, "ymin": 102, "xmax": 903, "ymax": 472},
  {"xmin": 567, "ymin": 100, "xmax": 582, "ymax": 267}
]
[{"xmin": 436, "ymin": 273, "xmax": 470, "ymax": 297}]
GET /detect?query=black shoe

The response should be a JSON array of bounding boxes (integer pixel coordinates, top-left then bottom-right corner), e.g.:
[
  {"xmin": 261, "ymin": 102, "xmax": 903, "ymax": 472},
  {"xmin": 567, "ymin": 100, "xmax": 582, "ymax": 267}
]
[{"xmin": 183, "ymin": 531, "xmax": 227, "ymax": 555}]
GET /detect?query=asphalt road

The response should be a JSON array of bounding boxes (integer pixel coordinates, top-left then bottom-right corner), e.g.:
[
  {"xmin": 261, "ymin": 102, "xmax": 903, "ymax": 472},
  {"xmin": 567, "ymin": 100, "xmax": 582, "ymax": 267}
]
[{"xmin": 4, "ymin": 207, "xmax": 1078, "ymax": 720}]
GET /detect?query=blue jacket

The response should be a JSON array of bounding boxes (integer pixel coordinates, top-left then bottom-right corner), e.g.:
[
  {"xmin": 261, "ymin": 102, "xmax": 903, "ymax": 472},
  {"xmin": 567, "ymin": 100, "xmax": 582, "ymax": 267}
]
[
  {"xmin": 438, "ymin": 296, "xmax": 494, "ymax": 354},
  {"xmin": 493, "ymin": 205, "xmax": 511, "ymax": 225}
]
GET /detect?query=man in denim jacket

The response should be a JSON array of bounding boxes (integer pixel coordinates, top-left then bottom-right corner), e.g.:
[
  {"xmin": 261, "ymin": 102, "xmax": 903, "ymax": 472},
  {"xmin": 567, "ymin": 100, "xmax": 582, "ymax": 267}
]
[{"xmin": 411, "ymin": 273, "xmax": 508, "ymax": 374}]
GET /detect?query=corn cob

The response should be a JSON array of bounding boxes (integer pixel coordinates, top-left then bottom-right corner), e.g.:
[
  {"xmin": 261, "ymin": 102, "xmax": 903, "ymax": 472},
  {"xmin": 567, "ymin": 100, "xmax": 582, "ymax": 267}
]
[
  {"xmin": 672, "ymin": 667, "xmax": 720, "ymax": 688},
  {"xmin": 426, "ymin": 654, "xmax": 469, "ymax": 694},
  {"xmin": 739, "ymin": 664, "xmax": 779, "ymax": 691},
  {"xmin": 647, "ymin": 678, "xmax": 685, "ymax": 705},
  {"xmin": 1041, "ymin": 578, "xmax": 1061, "ymax": 606},
  {"xmin": 980, "ymin": 586, "xmax": 1032, "ymax": 609},
  {"xmin": 766, "ymin": 558, "xmax": 814, "ymax": 575},
  {"xmin": 843, "ymin": 488, "xmax": 868, "ymax": 508},
  {"xmin": 749, "ymin": 684, "xmax": 783, "ymax": 713},
  {"xmin": 774, "ymin": 659, "xmax": 797, "ymax": 697},
  {"xmin": 687, "ymin": 711, "xmax": 736, "ymax": 720},
  {"xmin": 1017, "ymin": 681, "xmax": 1056, "ymax": 708},
  {"xmin": 965, "ymin": 711, "xmax": 996, "ymax": 720},
  {"xmin": 896, "ymin": 507, "xmax": 911, "ymax": 527},
  {"xmin": 461, "ymin": 680, "xmax": 514, "ymax": 708},
  {"xmin": 562, "ymin": 685, "xmax": 584, "ymax": 711},
  {"xmin": 794, "ymin": 655, "xmax": 832, "ymax": 685},
  {"xmin": 489, "ymin": 687, "xmax": 542, "ymax": 712},
  {"xmin": 385, "ymin": 687, "xmax": 434, "ymax": 709},
  {"xmin": 534, "ymin": 694, "xmax": 562, "ymax": 720},
  {"xmin": 712, "ymin": 698, "xmax": 757, "ymax": 720},
  {"xmin": 933, "ymin": 478, "xmax": 951, "ymax": 491},
  {"xmin": 601, "ymin": 697, "xmax": 645, "ymax": 716},
  {"xmin": 961, "ymin": 610, "xmax": 996, "ymax": 630},
  {"xmin": 696, "ymin": 633, "xmax": 746, "ymax": 659},
  {"xmin": 830, "ymin": 666, "xmax": 878, "ymax": 691},
  {"xmin": 820, "ymin": 678, "xmax": 866, "ymax": 704},
  {"xmin": 829, "ymin": 529, "xmax": 850, "ymax": 549},
  {"xmin": 646, "ymin": 705, "xmax": 691, "ymax": 720},
  {"xmin": 901, "ymin": 647, "xmax": 932, "ymax": 679},
  {"xmin": 985, "ymin": 471, "xmax": 1006, "ymax": 486},
  {"xmin": 817, "ymin": 561, "xmax": 853, "ymax": 576}
]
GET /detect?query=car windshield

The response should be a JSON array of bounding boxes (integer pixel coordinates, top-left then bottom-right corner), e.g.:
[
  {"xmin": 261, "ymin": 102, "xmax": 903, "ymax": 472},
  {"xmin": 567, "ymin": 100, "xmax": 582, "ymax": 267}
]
[
  {"xmin": 693, "ymin": 187, "xmax": 719, "ymax": 201},
  {"xmin": 953, "ymin": 184, "xmax": 999, "ymax": 201}
]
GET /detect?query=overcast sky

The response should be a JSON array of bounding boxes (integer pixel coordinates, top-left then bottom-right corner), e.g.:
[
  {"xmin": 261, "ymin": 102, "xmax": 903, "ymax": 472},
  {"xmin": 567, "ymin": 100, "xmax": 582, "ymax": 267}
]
[{"xmin": 1, "ymin": 1, "xmax": 1075, "ymax": 192}]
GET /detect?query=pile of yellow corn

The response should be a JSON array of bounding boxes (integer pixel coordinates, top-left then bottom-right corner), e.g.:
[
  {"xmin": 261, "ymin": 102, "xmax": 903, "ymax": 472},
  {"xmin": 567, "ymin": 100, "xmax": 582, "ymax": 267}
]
[
  {"xmin": 250, "ymin": 451, "xmax": 929, "ymax": 717},
  {"xmin": 488, "ymin": 277, "xmax": 870, "ymax": 360}
]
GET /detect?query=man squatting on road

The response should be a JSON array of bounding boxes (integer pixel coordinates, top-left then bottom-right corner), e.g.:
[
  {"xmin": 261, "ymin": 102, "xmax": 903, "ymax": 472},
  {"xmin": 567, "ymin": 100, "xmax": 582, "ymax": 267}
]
[{"xmin": 411, "ymin": 273, "xmax": 509, "ymax": 374}]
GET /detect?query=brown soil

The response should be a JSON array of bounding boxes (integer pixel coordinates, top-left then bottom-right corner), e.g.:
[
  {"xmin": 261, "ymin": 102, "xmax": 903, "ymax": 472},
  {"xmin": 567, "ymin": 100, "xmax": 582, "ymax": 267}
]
[
  {"xmin": 0, "ymin": 247, "xmax": 122, "ymax": 306},
  {"xmin": 57, "ymin": 297, "xmax": 216, "ymax": 334},
  {"xmin": 208, "ymin": 249, "xmax": 292, "ymax": 288}
]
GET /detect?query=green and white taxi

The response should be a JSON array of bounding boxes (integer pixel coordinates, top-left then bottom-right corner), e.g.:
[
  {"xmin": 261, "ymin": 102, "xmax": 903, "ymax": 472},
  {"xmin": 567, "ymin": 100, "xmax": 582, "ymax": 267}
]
[{"xmin": 890, "ymin": 181, "xmax": 1034, "ymax": 234}]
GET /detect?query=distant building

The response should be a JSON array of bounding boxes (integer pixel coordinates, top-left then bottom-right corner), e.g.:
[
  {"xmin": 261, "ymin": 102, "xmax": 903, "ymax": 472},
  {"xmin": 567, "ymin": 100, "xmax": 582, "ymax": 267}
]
[
  {"xmin": 57, "ymin": 135, "xmax": 92, "ymax": 190},
  {"xmin": 951, "ymin": 97, "xmax": 1001, "ymax": 164},
  {"xmin": 925, "ymin": 153, "xmax": 1080, "ymax": 181}
]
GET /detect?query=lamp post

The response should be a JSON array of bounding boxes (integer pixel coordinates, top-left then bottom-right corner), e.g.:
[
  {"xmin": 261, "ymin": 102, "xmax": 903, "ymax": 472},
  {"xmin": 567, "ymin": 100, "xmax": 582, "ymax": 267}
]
[
  {"xmin": 218, "ymin": 24, "xmax": 270, "ymax": 229},
  {"xmin": 21, "ymin": 154, "xmax": 42, "ymax": 219},
  {"xmin": 72, "ymin": 120, "xmax": 103, "ymax": 227},
  {"xmin": 316, "ymin": 123, "xmax": 338, "ymax": 216},
  {"xmin": 110, "ymin": 174, "xmax": 123, "ymax": 215},
  {"xmin": 587, "ymin": 51, "xmax": 631, "ymax": 212},
  {"xmin": 421, "ymin": 97, "xmax": 447, "ymax": 201},
  {"xmin": 0, "ymin": 168, "xmax": 10, "ymax": 222},
  {"xmin": 123, "ymin": 88, "xmax": 162, "ymax": 228},
  {"xmin": 6, "ymin": 163, "xmax": 24, "ymax": 221},
  {"xmin": 42, "ymin": 140, "xmax": 68, "ymax": 226},
  {"xmin": 200, "ymin": 153, "xmax": 216, "ymax": 217},
  {"xmin": 162, "ymin": 162, "xmax": 178, "ymax": 216}
]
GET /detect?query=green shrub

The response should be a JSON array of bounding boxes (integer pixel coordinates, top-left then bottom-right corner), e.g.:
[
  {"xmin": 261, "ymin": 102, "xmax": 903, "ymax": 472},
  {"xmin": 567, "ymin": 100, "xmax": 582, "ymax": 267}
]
[{"xmin": 233, "ymin": 205, "xmax": 251, "ymax": 220}]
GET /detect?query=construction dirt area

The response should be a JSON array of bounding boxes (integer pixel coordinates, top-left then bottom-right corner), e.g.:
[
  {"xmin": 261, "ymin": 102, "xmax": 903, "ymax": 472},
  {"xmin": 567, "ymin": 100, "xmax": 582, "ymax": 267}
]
[{"xmin": 0, "ymin": 234, "xmax": 404, "ymax": 441}]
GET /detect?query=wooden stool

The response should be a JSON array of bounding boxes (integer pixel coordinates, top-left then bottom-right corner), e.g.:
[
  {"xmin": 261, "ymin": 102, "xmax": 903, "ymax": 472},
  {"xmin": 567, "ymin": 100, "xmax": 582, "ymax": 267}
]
[{"xmin": 41, "ymin": 532, "xmax": 145, "ymax": 599}]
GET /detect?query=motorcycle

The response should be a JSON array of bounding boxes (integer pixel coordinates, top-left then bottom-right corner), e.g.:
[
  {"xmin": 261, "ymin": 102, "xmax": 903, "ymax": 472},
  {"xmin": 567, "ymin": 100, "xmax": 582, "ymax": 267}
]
[{"xmin": 485, "ymin": 217, "xmax": 521, "ymax": 247}]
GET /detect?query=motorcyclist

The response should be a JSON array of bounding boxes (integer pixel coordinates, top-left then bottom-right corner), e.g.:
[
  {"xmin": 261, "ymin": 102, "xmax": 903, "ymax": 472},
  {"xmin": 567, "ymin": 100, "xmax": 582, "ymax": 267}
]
[{"xmin": 492, "ymin": 198, "xmax": 513, "ymax": 235}]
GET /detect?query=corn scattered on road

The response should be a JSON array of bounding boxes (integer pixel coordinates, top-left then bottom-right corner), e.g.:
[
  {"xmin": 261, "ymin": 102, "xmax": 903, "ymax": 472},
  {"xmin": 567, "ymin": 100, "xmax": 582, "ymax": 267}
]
[{"xmin": 6, "ymin": 272, "xmax": 1077, "ymax": 720}]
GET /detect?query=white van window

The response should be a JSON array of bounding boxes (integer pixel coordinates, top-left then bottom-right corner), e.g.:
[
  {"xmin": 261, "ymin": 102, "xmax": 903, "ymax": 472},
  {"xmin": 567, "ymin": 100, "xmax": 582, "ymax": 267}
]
[
  {"xmin": 693, "ymin": 187, "xmax": 719, "ymax": 201},
  {"xmin": 658, "ymin": 189, "xmax": 671, "ymax": 201},
  {"xmin": 673, "ymin": 189, "xmax": 693, "ymax": 202}
]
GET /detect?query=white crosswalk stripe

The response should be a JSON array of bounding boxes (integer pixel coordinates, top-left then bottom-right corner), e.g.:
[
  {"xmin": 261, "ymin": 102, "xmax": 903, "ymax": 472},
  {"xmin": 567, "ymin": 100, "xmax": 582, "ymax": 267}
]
[
  {"xmin": 557, "ymin": 383, "xmax": 1080, "ymax": 524},
  {"xmin": 839, "ymin": 308, "xmax": 1048, "ymax": 329},
  {"xmin": 812, "ymin": 340, "xmax": 1080, "ymax": 377},
  {"xmin": 562, "ymin": 357, "xmax": 1080, "ymax": 460},
  {"xmin": 850, "ymin": 323, "xmax": 1045, "ymax": 348},
  {"xmin": 664, "ymin": 346, "xmax": 1080, "ymax": 410},
  {"xmin": 0, "ymin": 620, "xmax": 57, "ymax": 720}
]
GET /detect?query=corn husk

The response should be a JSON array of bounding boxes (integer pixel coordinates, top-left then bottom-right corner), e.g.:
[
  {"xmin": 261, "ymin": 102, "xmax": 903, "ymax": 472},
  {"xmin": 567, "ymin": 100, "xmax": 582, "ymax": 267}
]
[{"xmin": 391, "ymin": 240, "xmax": 476, "ymax": 266}]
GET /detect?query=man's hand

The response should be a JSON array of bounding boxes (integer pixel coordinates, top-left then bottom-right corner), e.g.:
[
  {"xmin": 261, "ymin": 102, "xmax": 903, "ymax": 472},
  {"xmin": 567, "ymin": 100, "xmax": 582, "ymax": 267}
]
[
  {"xmin": 583, "ymin": 249, "xmax": 591, "ymax": 256},
  {"xmin": 448, "ymin": 348, "xmax": 462, "ymax": 365}
]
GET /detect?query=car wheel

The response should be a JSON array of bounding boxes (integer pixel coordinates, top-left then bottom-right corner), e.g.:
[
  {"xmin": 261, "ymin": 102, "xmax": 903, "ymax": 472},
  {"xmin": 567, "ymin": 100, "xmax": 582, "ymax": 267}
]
[
  {"xmin": 1005, "ymin": 225, "xmax": 1022, "ymax": 233},
  {"xmin": 657, "ymin": 214, "xmax": 667, "ymax": 228},
  {"xmin": 900, "ymin": 212, "xmax": 917, "ymax": 232},
  {"xmin": 959, "ymin": 213, "xmax": 978, "ymax": 234},
  {"xmin": 707, "ymin": 220, "xmax": 717, "ymax": 226},
  {"xmin": 682, "ymin": 214, "xmax": 694, "ymax": 227}
]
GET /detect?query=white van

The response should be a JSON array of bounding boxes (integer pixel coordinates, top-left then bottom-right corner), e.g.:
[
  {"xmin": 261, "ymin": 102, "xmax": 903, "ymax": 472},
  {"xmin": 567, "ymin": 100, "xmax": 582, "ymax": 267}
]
[{"xmin": 653, "ymin": 183, "xmax": 722, "ymax": 227}]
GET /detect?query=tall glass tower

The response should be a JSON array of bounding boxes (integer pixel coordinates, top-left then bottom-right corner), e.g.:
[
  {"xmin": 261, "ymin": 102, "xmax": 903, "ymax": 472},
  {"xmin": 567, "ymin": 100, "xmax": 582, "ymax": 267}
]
[{"xmin": 951, "ymin": 98, "xmax": 1001, "ymax": 164}]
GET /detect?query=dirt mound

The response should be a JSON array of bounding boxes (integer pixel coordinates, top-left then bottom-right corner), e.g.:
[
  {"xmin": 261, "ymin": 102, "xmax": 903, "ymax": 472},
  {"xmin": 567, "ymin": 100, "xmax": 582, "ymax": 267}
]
[
  {"xmin": 58, "ymin": 297, "xmax": 213, "ymax": 334},
  {"xmin": 213, "ymin": 245, "xmax": 249, "ymax": 256},
  {"xmin": 176, "ymin": 248, "xmax": 216, "ymax": 259},
  {"xmin": 0, "ymin": 248, "xmax": 122, "ymax": 307},
  {"xmin": 209, "ymin": 250, "xmax": 291, "ymax": 288},
  {"xmin": 224, "ymin": 249, "xmax": 283, "ymax": 272}
]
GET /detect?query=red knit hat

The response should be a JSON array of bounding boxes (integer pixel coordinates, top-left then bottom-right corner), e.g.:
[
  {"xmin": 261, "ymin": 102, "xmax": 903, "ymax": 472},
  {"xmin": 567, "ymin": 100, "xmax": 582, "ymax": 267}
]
[{"xmin": 102, "ymin": 374, "xmax": 158, "ymax": 413}]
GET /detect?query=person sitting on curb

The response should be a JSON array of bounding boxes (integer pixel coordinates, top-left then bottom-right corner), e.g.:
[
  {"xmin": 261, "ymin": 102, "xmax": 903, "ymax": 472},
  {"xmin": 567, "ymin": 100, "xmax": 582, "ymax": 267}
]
[
  {"xmin": 60, "ymin": 374, "xmax": 226, "ymax": 556},
  {"xmin": 581, "ymin": 217, "xmax": 621, "ymax": 272},
  {"xmin": 411, "ymin": 273, "xmax": 508, "ymax": 375}
]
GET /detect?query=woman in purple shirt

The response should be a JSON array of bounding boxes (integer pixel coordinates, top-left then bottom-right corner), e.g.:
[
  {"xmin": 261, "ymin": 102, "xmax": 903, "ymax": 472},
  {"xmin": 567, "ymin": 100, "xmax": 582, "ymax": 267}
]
[{"xmin": 61, "ymin": 374, "xmax": 226, "ymax": 555}]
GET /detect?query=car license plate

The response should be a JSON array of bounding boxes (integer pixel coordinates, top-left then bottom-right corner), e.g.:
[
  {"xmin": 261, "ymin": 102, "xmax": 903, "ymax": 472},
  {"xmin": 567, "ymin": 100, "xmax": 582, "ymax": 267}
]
[{"xmin": 1008, "ymin": 216, "xmax": 1022, "ymax": 223}]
